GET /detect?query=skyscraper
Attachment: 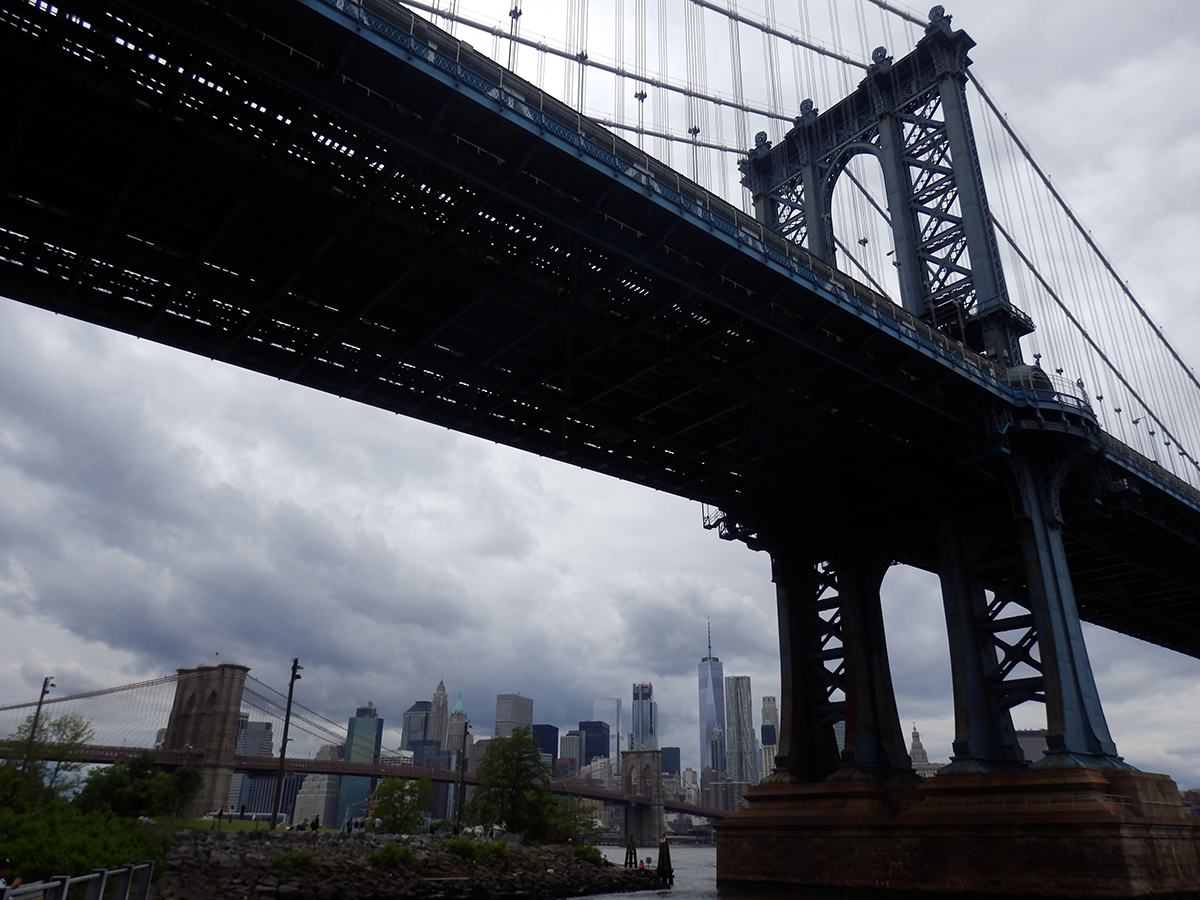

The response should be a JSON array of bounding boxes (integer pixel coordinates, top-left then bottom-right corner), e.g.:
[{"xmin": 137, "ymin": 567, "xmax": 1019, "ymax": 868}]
[
  {"xmin": 429, "ymin": 680, "xmax": 449, "ymax": 750},
  {"xmin": 725, "ymin": 675, "xmax": 758, "ymax": 784},
  {"xmin": 494, "ymin": 693, "xmax": 534, "ymax": 737},
  {"xmin": 336, "ymin": 703, "xmax": 384, "ymax": 826},
  {"xmin": 592, "ymin": 697, "xmax": 622, "ymax": 774},
  {"xmin": 631, "ymin": 683, "xmax": 657, "ymax": 750},
  {"xmin": 761, "ymin": 695, "xmax": 779, "ymax": 778},
  {"xmin": 698, "ymin": 625, "xmax": 726, "ymax": 776},
  {"xmin": 531, "ymin": 723, "xmax": 559, "ymax": 759},
  {"xmin": 578, "ymin": 720, "xmax": 610, "ymax": 765},
  {"xmin": 446, "ymin": 693, "xmax": 471, "ymax": 756},
  {"xmin": 401, "ymin": 700, "xmax": 431, "ymax": 750}
]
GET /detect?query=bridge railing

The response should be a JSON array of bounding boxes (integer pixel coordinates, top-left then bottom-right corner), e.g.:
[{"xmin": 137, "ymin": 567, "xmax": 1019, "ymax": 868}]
[
  {"xmin": 314, "ymin": 0, "xmax": 1010, "ymax": 393},
  {"xmin": 1004, "ymin": 368, "xmax": 1093, "ymax": 414},
  {"xmin": 2, "ymin": 862, "xmax": 153, "ymax": 900}
]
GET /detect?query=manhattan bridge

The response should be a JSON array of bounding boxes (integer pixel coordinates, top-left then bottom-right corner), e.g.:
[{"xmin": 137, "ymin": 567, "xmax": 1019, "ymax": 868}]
[{"xmin": 1, "ymin": 0, "xmax": 1199, "ymax": 892}]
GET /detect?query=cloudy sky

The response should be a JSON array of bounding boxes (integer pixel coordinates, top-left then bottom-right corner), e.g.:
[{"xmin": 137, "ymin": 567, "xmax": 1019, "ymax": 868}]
[{"xmin": 1, "ymin": 0, "xmax": 1198, "ymax": 787}]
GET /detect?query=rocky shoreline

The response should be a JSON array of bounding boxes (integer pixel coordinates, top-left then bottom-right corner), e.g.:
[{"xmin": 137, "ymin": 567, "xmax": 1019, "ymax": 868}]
[{"xmin": 152, "ymin": 832, "xmax": 662, "ymax": 900}]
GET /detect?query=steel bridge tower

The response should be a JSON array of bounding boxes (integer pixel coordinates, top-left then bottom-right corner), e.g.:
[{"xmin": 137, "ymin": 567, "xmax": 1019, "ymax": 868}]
[{"xmin": 717, "ymin": 8, "xmax": 1199, "ymax": 894}]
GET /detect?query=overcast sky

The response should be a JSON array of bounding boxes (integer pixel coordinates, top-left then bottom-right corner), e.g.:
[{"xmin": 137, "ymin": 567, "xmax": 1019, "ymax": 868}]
[{"xmin": 1, "ymin": 0, "xmax": 1198, "ymax": 787}]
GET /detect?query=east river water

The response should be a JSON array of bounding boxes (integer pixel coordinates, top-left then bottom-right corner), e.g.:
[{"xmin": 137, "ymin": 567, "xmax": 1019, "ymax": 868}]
[{"xmin": 597, "ymin": 844, "xmax": 781, "ymax": 900}]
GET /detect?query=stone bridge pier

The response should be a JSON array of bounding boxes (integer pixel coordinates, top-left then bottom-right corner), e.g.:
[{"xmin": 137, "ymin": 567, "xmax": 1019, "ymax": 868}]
[
  {"xmin": 620, "ymin": 749, "xmax": 663, "ymax": 848},
  {"xmin": 161, "ymin": 663, "xmax": 250, "ymax": 816}
]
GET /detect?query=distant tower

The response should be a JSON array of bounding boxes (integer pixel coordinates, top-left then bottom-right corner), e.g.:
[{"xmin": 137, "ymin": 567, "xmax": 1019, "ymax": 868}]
[
  {"xmin": 336, "ymin": 703, "xmax": 383, "ymax": 826},
  {"xmin": 698, "ymin": 624, "xmax": 726, "ymax": 776},
  {"xmin": 401, "ymin": 700, "xmax": 431, "ymax": 750},
  {"xmin": 761, "ymin": 695, "xmax": 779, "ymax": 778},
  {"xmin": 725, "ymin": 675, "xmax": 758, "ymax": 784},
  {"xmin": 592, "ymin": 697, "xmax": 622, "ymax": 774},
  {"xmin": 909, "ymin": 724, "xmax": 941, "ymax": 777},
  {"xmin": 631, "ymin": 683, "xmax": 658, "ymax": 750},
  {"xmin": 429, "ymin": 680, "xmax": 449, "ymax": 750},
  {"xmin": 494, "ymin": 693, "xmax": 533, "ymax": 737},
  {"xmin": 446, "ymin": 693, "xmax": 471, "ymax": 757}
]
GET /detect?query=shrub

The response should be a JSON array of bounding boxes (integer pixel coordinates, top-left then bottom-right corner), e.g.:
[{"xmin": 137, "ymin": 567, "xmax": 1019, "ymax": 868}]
[
  {"xmin": 571, "ymin": 843, "xmax": 604, "ymax": 865},
  {"xmin": 440, "ymin": 837, "xmax": 478, "ymax": 860},
  {"xmin": 369, "ymin": 843, "xmax": 416, "ymax": 870},
  {"xmin": 440, "ymin": 837, "xmax": 507, "ymax": 862},
  {"xmin": 271, "ymin": 849, "xmax": 321, "ymax": 877},
  {"xmin": 0, "ymin": 803, "xmax": 169, "ymax": 884}
]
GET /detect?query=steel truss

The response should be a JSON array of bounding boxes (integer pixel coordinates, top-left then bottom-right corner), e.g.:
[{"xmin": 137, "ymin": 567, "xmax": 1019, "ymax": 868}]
[{"xmin": 740, "ymin": 9, "xmax": 1032, "ymax": 366}]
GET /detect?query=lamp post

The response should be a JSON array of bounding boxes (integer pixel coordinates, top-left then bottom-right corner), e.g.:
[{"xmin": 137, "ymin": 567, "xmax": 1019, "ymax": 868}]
[
  {"xmin": 270, "ymin": 658, "xmax": 302, "ymax": 830},
  {"xmin": 20, "ymin": 676, "xmax": 55, "ymax": 779}
]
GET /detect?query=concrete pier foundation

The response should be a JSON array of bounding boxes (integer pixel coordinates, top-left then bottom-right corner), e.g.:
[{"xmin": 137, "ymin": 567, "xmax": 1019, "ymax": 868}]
[{"xmin": 716, "ymin": 769, "xmax": 1200, "ymax": 896}]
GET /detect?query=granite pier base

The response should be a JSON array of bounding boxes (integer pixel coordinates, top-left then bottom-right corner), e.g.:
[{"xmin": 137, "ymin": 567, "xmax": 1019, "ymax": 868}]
[{"xmin": 715, "ymin": 769, "xmax": 1200, "ymax": 897}]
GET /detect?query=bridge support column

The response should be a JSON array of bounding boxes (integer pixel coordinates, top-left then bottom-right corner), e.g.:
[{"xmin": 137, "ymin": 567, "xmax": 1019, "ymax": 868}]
[
  {"xmin": 768, "ymin": 533, "xmax": 911, "ymax": 783},
  {"xmin": 162, "ymin": 663, "xmax": 250, "ymax": 816},
  {"xmin": 1011, "ymin": 452, "xmax": 1124, "ymax": 768},
  {"xmin": 619, "ymin": 750, "xmax": 663, "ymax": 848},
  {"xmin": 936, "ymin": 511, "xmax": 1026, "ymax": 772}
]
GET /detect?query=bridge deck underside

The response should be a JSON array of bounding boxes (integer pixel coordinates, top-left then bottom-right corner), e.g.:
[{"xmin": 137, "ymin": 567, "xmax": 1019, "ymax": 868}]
[{"xmin": 1, "ymin": 0, "xmax": 1199, "ymax": 656}]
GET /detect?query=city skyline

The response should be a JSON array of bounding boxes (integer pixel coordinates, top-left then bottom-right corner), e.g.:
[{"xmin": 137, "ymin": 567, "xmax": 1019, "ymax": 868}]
[{"xmin": 1, "ymin": 0, "xmax": 1199, "ymax": 789}]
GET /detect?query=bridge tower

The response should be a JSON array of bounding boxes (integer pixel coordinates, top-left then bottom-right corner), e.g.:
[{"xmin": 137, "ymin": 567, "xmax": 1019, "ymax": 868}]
[
  {"xmin": 620, "ymin": 749, "xmax": 663, "ymax": 848},
  {"xmin": 718, "ymin": 7, "xmax": 1200, "ymax": 895},
  {"xmin": 162, "ymin": 663, "xmax": 250, "ymax": 816}
]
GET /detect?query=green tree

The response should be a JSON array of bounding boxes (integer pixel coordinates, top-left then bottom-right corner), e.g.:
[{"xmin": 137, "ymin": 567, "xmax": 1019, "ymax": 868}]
[
  {"xmin": 467, "ymin": 726, "xmax": 559, "ymax": 840},
  {"xmin": 372, "ymin": 774, "xmax": 432, "ymax": 833},
  {"xmin": 74, "ymin": 751, "xmax": 202, "ymax": 817},
  {"xmin": 0, "ymin": 713, "xmax": 95, "ymax": 796}
]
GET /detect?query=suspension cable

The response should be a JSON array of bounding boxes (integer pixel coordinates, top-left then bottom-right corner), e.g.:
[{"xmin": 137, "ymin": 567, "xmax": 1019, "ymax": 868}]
[
  {"xmin": 689, "ymin": 0, "xmax": 869, "ymax": 68},
  {"xmin": 398, "ymin": 0, "xmax": 794, "ymax": 123},
  {"xmin": 967, "ymin": 70, "xmax": 1200, "ymax": 399}
]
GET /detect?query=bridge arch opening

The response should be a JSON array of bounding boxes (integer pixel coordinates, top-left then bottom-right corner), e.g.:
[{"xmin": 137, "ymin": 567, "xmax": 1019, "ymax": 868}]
[
  {"xmin": 877, "ymin": 564, "xmax": 953, "ymax": 766},
  {"xmin": 827, "ymin": 149, "xmax": 902, "ymax": 307}
]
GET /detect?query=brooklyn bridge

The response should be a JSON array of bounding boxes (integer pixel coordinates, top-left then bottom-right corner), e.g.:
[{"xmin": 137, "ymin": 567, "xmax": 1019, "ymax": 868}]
[{"xmin": 1, "ymin": 0, "xmax": 1198, "ymax": 894}]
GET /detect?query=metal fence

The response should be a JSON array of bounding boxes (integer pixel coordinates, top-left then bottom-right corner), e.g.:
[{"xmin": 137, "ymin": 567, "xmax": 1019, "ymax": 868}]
[{"xmin": 1, "ymin": 862, "xmax": 153, "ymax": 900}]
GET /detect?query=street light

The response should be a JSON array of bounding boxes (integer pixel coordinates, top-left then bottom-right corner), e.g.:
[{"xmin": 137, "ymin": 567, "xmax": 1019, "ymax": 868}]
[
  {"xmin": 20, "ymin": 676, "xmax": 55, "ymax": 779},
  {"xmin": 270, "ymin": 658, "xmax": 302, "ymax": 830}
]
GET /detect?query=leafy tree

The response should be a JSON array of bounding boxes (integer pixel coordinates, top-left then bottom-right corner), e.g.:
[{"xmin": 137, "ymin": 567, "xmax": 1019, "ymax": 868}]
[
  {"xmin": 467, "ymin": 726, "xmax": 559, "ymax": 840},
  {"xmin": 74, "ymin": 751, "xmax": 202, "ymax": 817},
  {"xmin": 0, "ymin": 713, "xmax": 95, "ymax": 796},
  {"xmin": 372, "ymin": 774, "xmax": 432, "ymax": 834}
]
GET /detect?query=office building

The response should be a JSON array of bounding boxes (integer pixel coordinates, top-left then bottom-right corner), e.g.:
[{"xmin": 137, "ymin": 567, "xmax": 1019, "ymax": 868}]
[
  {"xmin": 401, "ymin": 700, "xmax": 432, "ymax": 750},
  {"xmin": 631, "ymin": 682, "xmax": 657, "ymax": 750},
  {"xmin": 909, "ymin": 724, "xmax": 941, "ymax": 777},
  {"xmin": 761, "ymin": 696, "xmax": 778, "ymax": 747},
  {"xmin": 446, "ymin": 693, "xmax": 471, "ymax": 756},
  {"xmin": 725, "ymin": 675, "xmax": 758, "ymax": 784},
  {"xmin": 227, "ymin": 715, "xmax": 273, "ymax": 811},
  {"xmin": 532, "ymin": 723, "xmax": 559, "ymax": 760},
  {"xmin": 698, "ymin": 626, "xmax": 726, "ymax": 776},
  {"xmin": 592, "ymin": 697, "xmax": 622, "ymax": 774},
  {"xmin": 429, "ymin": 680, "xmax": 449, "ymax": 750},
  {"xmin": 335, "ymin": 703, "xmax": 384, "ymax": 826},
  {"xmin": 291, "ymin": 743, "xmax": 342, "ymax": 826},
  {"xmin": 578, "ymin": 720, "xmax": 610, "ymax": 766},
  {"xmin": 494, "ymin": 693, "xmax": 534, "ymax": 737},
  {"xmin": 761, "ymin": 694, "xmax": 779, "ymax": 778},
  {"xmin": 661, "ymin": 746, "xmax": 681, "ymax": 778},
  {"xmin": 559, "ymin": 731, "xmax": 582, "ymax": 775}
]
